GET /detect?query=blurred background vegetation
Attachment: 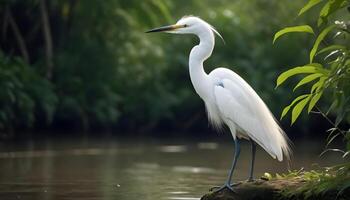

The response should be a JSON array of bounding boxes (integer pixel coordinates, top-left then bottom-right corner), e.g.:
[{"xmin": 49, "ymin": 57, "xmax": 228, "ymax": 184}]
[{"xmin": 0, "ymin": 0, "xmax": 345, "ymax": 138}]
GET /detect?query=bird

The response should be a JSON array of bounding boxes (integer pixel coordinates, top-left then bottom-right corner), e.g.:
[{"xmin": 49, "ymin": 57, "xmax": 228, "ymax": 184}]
[{"xmin": 146, "ymin": 16, "xmax": 291, "ymax": 193}]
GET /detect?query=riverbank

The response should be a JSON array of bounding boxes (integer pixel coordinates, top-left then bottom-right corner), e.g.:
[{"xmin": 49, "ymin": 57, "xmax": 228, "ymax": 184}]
[{"xmin": 201, "ymin": 165, "xmax": 350, "ymax": 200}]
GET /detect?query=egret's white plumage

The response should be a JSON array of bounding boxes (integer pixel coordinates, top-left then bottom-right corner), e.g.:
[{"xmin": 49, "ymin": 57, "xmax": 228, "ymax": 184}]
[
  {"xmin": 179, "ymin": 16, "xmax": 291, "ymax": 161},
  {"xmin": 146, "ymin": 15, "xmax": 291, "ymax": 190}
]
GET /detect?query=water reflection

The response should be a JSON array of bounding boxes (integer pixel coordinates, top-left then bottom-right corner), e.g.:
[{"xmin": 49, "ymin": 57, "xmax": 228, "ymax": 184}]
[
  {"xmin": 197, "ymin": 142, "xmax": 218, "ymax": 150},
  {"xmin": 172, "ymin": 166, "xmax": 216, "ymax": 173},
  {"xmin": 0, "ymin": 137, "xmax": 345, "ymax": 200},
  {"xmin": 159, "ymin": 145, "xmax": 188, "ymax": 153}
]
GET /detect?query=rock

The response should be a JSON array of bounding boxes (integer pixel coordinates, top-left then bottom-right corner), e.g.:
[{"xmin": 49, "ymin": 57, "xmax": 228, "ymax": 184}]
[
  {"xmin": 201, "ymin": 187, "xmax": 237, "ymax": 200},
  {"xmin": 200, "ymin": 178, "xmax": 350, "ymax": 200}
]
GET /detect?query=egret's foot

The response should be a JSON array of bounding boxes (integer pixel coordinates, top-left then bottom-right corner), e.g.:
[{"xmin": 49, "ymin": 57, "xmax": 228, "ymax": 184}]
[{"xmin": 209, "ymin": 183, "xmax": 236, "ymax": 193}]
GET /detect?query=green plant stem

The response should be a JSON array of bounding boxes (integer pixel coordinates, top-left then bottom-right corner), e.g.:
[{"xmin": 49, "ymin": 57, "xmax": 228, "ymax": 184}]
[{"xmin": 313, "ymin": 106, "xmax": 346, "ymax": 136}]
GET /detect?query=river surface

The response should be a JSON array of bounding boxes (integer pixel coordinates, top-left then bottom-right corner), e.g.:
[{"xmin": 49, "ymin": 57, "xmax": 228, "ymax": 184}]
[{"xmin": 0, "ymin": 135, "xmax": 345, "ymax": 200}]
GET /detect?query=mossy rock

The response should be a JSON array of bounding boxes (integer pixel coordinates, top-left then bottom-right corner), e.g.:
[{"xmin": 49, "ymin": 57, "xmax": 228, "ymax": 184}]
[{"xmin": 201, "ymin": 178, "xmax": 350, "ymax": 200}]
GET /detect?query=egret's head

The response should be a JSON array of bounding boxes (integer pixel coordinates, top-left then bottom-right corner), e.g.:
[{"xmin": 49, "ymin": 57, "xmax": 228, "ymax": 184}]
[{"xmin": 146, "ymin": 16, "xmax": 224, "ymax": 42}]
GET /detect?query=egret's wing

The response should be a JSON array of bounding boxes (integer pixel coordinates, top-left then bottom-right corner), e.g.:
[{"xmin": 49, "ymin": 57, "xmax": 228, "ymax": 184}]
[{"xmin": 213, "ymin": 76, "xmax": 291, "ymax": 161}]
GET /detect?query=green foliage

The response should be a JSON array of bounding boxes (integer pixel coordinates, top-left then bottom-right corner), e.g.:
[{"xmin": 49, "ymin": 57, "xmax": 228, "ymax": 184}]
[
  {"xmin": 273, "ymin": 25, "xmax": 314, "ymax": 44},
  {"xmin": 310, "ymin": 25, "xmax": 336, "ymax": 62},
  {"xmin": 317, "ymin": 0, "xmax": 348, "ymax": 26},
  {"xmin": 0, "ymin": 53, "xmax": 57, "ymax": 130},
  {"xmin": 281, "ymin": 94, "xmax": 309, "ymax": 120},
  {"xmin": 298, "ymin": 0, "xmax": 323, "ymax": 16},
  {"xmin": 0, "ymin": 0, "xmax": 322, "ymax": 134},
  {"xmin": 268, "ymin": 164, "xmax": 350, "ymax": 199},
  {"xmin": 274, "ymin": 0, "xmax": 350, "ymax": 153},
  {"xmin": 293, "ymin": 73, "xmax": 324, "ymax": 91},
  {"xmin": 291, "ymin": 95, "xmax": 312, "ymax": 124},
  {"xmin": 276, "ymin": 64, "xmax": 326, "ymax": 87}
]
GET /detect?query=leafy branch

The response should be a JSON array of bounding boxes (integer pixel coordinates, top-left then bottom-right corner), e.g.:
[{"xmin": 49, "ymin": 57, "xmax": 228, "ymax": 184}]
[{"xmin": 273, "ymin": 0, "xmax": 350, "ymax": 155}]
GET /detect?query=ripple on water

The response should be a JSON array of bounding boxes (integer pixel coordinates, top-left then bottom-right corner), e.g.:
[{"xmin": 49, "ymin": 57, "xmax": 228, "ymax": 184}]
[
  {"xmin": 197, "ymin": 142, "xmax": 218, "ymax": 150},
  {"xmin": 0, "ymin": 138, "xmax": 342, "ymax": 200},
  {"xmin": 134, "ymin": 162, "xmax": 160, "ymax": 169},
  {"xmin": 158, "ymin": 145, "xmax": 188, "ymax": 153},
  {"xmin": 172, "ymin": 166, "xmax": 216, "ymax": 174},
  {"xmin": 167, "ymin": 191, "xmax": 189, "ymax": 195}
]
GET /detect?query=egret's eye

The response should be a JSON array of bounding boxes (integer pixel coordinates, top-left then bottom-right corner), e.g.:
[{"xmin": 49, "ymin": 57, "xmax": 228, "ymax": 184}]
[{"xmin": 184, "ymin": 24, "xmax": 188, "ymax": 27}]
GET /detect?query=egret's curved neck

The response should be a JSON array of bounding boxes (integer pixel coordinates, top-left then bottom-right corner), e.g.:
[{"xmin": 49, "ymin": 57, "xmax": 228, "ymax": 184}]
[{"xmin": 189, "ymin": 28, "xmax": 215, "ymax": 99}]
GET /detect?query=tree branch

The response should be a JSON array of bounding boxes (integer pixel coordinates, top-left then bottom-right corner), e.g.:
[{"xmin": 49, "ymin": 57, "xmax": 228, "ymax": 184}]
[
  {"xmin": 2, "ymin": 7, "xmax": 9, "ymax": 40},
  {"xmin": 314, "ymin": 106, "xmax": 346, "ymax": 136},
  {"xmin": 40, "ymin": 0, "xmax": 54, "ymax": 80},
  {"xmin": 6, "ymin": 7, "xmax": 30, "ymax": 63}
]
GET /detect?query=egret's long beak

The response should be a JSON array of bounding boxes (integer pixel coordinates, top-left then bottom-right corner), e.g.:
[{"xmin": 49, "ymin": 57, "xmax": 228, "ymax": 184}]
[{"xmin": 145, "ymin": 24, "xmax": 184, "ymax": 33}]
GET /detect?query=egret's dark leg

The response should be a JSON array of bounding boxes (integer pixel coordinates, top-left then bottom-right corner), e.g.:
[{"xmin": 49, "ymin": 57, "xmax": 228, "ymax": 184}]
[
  {"xmin": 226, "ymin": 138, "xmax": 241, "ymax": 185},
  {"xmin": 210, "ymin": 138, "xmax": 241, "ymax": 192},
  {"xmin": 248, "ymin": 139, "xmax": 256, "ymax": 182}
]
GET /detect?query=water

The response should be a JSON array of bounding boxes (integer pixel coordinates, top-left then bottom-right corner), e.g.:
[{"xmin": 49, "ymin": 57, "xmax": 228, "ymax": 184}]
[{"xmin": 0, "ymin": 136, "xmax": 344, "ymax": 200}]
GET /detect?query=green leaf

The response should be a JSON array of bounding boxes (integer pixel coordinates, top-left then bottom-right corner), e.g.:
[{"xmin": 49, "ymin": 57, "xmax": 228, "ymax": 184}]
[
  {"xmin": 310, "ymin": 25, "xmax": 336, "ymax": 63},
  {"xmin": 335, "ymin": 95, "xmax": 348, "ymax": 126},
  {"xmin": 311, "ymin": 77, "xmax": 326, "ymax": 93},
  {"xmin": 276, "ymin": 65, "xmax": 320, "ymax": 87},
  {"xmin": 298, "ymin": 0, "xmax": 324, "ymax": 16},
  {"xmin": 326, "ymin": 128, "xmax": 338, "ymax": 140},
  {"xmin": 318, "ymin": 0, "xmax": 348, "ymax": 26},
  {"xmin": 275, "ymin": 173, "xmax": 283, "ymax": 179},
  {"xmin": 326, "ymin": 132, "xmax": 340, "ymax": 147},
  {"xmin": 324, "ymin": 50, "xmax": 340, "ymax": 60},
  {"xmin": 293, "ymin": 73, "xmax": 323, "ymax": 91},
  {"xmin": 281, "ymin": 106, "xmax": 291, "ymax": 120},
  {"xmin": 343, "ymin": 151, "xmax": 350, "ymax": 158},
  {"xmin": 308, "ymin": 91, "xmax": 323, "ymax": 112},
  {"xmin": 281, "ymin": 94, "xmax": 309, "ymax": 119},
  {"xmin": 320, "ymin": 148, "xmax": 345, "ymax": 157},
  {"xmin": 326, "ymin": 98, "xmax": 338, "ymax": 115},
  {"xmin": 273, "ymin": 25, "xmax": 314, "ymax": 44},
  {"xmin": 317, "ymin": 44, "xmax": 346, "ymax": 55},
  {"xmin": 318, "ymin": 1, "xmax": 332, "ymax": 26},
  {"xmin": 291, "ymin": 95, "xmax": 311, "ymax": 124}
]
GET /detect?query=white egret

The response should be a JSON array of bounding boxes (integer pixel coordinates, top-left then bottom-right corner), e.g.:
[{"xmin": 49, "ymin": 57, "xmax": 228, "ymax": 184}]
[{"xmin": 146, "ymin": 16, "xmax": 291, "ymax": 192}]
